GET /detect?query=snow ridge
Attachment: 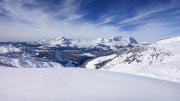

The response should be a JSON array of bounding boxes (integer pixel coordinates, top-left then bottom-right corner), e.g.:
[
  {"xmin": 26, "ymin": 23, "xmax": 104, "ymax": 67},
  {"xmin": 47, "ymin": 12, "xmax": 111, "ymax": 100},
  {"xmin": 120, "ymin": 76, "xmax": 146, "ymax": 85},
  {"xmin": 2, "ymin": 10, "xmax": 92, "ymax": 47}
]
[{"xmin": 155, "ymin": 36, "xmax": 180, "ymax": 44}]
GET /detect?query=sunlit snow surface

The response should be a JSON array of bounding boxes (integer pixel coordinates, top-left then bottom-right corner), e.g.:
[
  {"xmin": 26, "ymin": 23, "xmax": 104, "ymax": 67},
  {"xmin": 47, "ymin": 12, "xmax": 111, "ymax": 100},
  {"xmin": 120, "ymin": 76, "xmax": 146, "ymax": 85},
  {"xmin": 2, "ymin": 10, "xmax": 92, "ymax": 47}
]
[
  {"xmin": 0, "ymin": 67, "xmax": 180, "ymax": 101},
  {"xmin": 86, "ymin": 37, "xmax": 180, "ymax": 83}
]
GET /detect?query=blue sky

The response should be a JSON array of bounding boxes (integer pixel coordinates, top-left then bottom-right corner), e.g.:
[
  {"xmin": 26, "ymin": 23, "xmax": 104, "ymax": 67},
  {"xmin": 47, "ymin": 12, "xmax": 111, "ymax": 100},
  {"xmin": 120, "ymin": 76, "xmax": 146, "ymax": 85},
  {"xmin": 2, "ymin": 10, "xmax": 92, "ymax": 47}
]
[{"xmin": 0, "ymin": 0, "xmax": 180, "ymax": 42}]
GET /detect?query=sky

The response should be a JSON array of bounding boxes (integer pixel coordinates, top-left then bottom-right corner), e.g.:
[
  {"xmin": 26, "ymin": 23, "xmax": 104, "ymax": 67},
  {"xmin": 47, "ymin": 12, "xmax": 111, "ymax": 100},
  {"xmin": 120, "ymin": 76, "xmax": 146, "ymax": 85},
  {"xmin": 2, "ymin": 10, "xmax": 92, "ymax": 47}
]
[{"xmin": 0, "ymin": 0, "xmax": 180, "ymax": 42}]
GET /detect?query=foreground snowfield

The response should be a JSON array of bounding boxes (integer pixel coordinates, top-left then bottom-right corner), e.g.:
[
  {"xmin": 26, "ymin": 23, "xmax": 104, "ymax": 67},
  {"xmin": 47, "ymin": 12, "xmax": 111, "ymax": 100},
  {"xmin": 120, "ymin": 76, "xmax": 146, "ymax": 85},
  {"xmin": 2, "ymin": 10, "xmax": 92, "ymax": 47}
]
[{"xmin": 0, "ymin": 67, "xmax": 180, "ymax": 101}]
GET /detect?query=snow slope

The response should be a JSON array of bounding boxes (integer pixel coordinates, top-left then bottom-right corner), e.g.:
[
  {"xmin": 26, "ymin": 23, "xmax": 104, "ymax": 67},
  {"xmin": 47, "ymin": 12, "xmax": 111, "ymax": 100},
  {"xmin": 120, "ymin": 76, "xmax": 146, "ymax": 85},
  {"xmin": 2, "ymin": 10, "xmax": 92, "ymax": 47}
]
[
  {"xmin": 0, "ymin": 67, "xmax": 180, "ymax": 101},
  {"xmin": 155, "ymin": 36, "xmax": 180, "ymax": 44},
  {"xmin": 86, "ymin": 54, "xmax": 117, "ymax": 69},
  {"xmin": 85, "ymin": 37, "xmax": 180, "ymax": 83}
]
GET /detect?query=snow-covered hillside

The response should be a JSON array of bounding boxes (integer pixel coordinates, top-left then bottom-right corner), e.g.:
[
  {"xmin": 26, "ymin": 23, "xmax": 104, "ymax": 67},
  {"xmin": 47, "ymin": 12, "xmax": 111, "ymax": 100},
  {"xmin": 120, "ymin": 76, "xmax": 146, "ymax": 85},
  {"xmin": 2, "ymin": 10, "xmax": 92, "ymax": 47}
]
[
  {"xmin": 0, "ymin": 56, "xmax": 63, "ymax": 68},
  {"xmin": 0, "ymin": 45, "xmax": 21, "ymax": 54},
  {"xmin": 85, "ymin": 36, "xmax": 180, "ymax": 83},
  {"xmin": 0, "ymin": 67, "xmax": 180, "ymax": 101}
]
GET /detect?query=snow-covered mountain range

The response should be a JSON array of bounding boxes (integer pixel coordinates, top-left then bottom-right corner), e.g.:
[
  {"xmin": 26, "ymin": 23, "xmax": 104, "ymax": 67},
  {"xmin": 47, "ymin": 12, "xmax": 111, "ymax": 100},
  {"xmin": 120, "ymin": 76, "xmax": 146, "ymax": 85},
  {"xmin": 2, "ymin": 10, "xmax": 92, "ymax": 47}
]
[
  {"xmin": 1, "ymin": 36, "xmax": 180, "ymax": 83},
  {"xmin": 36, "ymin": 36, "xmax": 138, "ymax": 50}
]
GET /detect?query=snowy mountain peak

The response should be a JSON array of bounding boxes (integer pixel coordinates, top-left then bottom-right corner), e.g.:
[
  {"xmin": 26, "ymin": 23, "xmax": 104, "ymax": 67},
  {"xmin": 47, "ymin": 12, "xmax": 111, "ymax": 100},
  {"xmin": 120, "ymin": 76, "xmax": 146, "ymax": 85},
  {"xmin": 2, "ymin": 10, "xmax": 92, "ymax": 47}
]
[
  {"xmin": 108, "ymin": 36, "xmax": 138, "ymax": 45},
  {"xmin": 129, "ymin": 37, "xmax": 138, "ymax": 44},
  {"xmin": 109, "ymin": 36, "xmax": 123, "ymax": 42},
  {"xmin": 55, "ymin": 36, "xmax": 68, "ymax": 41},
  {"xmin": 40, "ymin": 36, "xmax": 74, "ymax": 47},
  {"xmin": 155, "ymin": 36, "xmax": 180, "ymax": 45},
  {"xmin": 93, "ymin": 37, "xmax": 105, "ymax": 44},
  {"xmin": 89, "ymin": 36, "xmax": 139, "ymax": 50}
]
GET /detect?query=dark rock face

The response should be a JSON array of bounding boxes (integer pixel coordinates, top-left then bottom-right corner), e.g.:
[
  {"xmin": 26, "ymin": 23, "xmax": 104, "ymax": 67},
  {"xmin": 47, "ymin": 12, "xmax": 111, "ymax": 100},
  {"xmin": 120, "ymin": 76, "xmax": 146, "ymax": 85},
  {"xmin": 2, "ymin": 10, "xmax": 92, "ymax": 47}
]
[
  {"xmin": 111, "ymin": 36, "xmax": 123, "ymax": 42},
  {"xmin": 129, "ymin": 37, "xmax": 138, "ymax": 44}
]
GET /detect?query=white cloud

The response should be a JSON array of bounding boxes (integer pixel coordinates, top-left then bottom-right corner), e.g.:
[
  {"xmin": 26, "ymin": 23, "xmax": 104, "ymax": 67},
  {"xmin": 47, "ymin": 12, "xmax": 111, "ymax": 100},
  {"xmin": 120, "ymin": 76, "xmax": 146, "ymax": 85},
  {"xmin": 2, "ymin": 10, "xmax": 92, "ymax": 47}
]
[
  {"xmin": 129, "ymin": 22, "xmax": 180, "ymax": 42},
  {"xmin": 0, "ymin": 0, "xmax": 180, "ymax": 42},
  {"xmin": 0, "ymin": 0, "xmax": 120, "ymax": 41}
]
